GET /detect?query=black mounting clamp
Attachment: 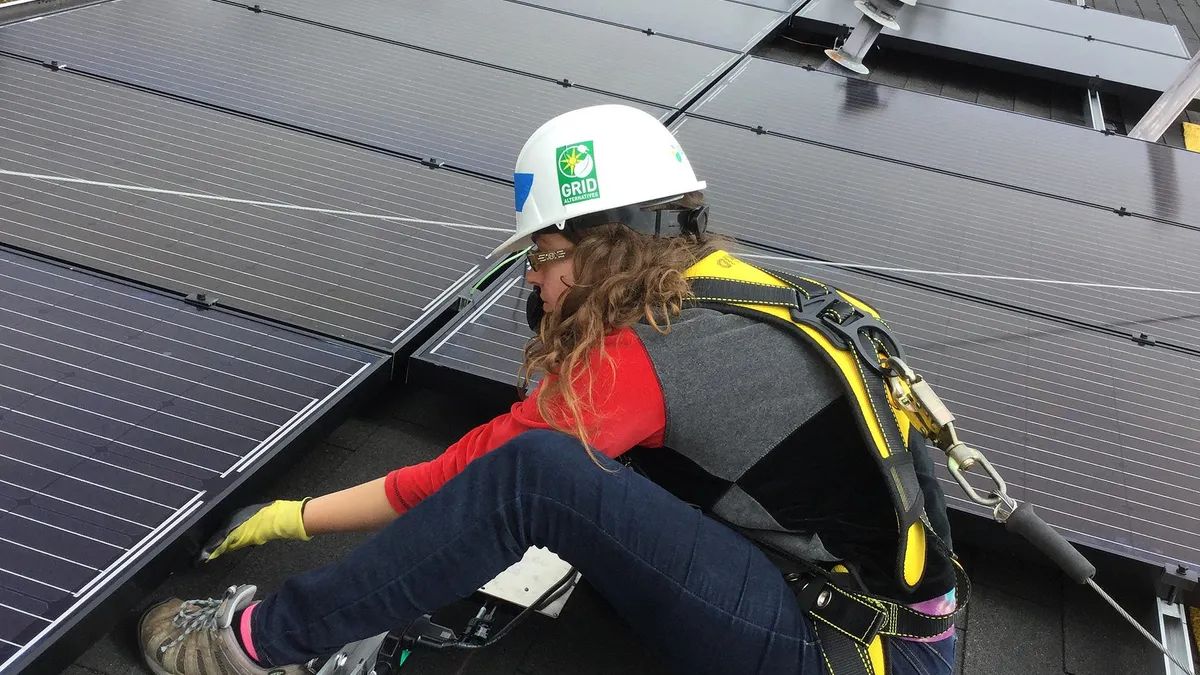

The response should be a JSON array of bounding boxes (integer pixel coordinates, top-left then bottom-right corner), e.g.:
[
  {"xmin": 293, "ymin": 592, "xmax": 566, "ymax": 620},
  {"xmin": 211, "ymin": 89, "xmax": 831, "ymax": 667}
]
[
  {"xmin": 186, "ymin": 292, "xmax": 218, "ymax": 308},
  {"xmin": 1157, "ymin": 564, "xmax": 1198, "ymax": 604},
  {"xmin": 1132, "ymin": 332, "xmax": 1156, "ymax": 346}
]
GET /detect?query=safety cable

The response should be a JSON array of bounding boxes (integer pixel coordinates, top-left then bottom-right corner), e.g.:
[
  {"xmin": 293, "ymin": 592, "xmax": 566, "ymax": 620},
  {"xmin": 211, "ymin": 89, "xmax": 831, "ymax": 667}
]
[
  {"xmin": 1087, "ymin": 578, "xmax": 1196, "ymax": 675},
  {"xmin": 740, "ymin": 252, "xmax": 1200, "ymax": 296},
  {"xmin": 7, "ymin": 168, "xmax": 1200, "ymax": 296},
  {"xmin": 0, "ymin": 169, "xmax": 511, "ymax": 233},
  {"xmin": 880, "ymin": 353, "xmax": 1197, "ymax": 675}
]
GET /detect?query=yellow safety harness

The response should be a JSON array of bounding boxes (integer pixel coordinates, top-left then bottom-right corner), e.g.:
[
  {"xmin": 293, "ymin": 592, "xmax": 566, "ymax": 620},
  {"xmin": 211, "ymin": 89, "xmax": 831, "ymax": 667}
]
[{"xmin": 683, "ymin": 251, "xmax": 973, "ymax": 675}]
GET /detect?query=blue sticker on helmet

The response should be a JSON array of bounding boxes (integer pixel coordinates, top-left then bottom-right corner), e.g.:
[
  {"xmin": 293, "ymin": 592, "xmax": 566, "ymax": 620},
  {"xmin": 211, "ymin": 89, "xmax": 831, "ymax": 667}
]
[{"xmin": 514, "ymin": 173, "xmax": 535, "ymax": 212}]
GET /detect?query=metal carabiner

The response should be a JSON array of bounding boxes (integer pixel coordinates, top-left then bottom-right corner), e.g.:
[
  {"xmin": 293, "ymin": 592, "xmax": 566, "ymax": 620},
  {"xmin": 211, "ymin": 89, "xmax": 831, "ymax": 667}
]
[
  {"xmin": 883, "ymin": 357, "xmax": 1017, "ymax": 519},
  {"xmin": 944, "ymin": 437, "xmax": 1015, "ymax": 515}
]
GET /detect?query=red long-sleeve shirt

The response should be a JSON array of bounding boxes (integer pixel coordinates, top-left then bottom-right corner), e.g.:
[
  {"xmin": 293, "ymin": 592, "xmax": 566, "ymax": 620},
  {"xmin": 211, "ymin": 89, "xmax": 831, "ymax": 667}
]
[{"xmin": 384, "ymin": 327, "xmax": 666, "ymax": 514}]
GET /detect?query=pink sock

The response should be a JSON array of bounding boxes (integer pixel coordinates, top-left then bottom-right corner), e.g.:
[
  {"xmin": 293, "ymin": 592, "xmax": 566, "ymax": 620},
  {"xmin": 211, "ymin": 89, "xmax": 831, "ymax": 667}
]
[{"xmin": 237, "ymin": 602, "xmax": 262, "ymax": 664}]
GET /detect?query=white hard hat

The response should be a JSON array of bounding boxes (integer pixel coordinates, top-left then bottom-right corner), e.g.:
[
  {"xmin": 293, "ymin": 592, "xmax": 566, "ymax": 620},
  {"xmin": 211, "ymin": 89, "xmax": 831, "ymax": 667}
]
[{"xmin": 490, "ymin": 104, "xmax": 708, "ymax": 258}]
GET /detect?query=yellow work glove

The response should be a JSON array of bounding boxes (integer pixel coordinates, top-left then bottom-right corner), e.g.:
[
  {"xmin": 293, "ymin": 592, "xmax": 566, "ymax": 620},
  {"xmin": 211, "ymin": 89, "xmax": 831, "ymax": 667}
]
[{"xmin": 199, "ymin": 499, "xmax": 312, "ymax": 563}]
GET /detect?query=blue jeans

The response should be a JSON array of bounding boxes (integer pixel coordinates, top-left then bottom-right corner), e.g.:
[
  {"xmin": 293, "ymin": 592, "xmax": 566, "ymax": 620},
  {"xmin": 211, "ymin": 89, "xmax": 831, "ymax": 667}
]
[{"xmin": 251, "ymin": 430, "xmax": 956, "ymax": 675}]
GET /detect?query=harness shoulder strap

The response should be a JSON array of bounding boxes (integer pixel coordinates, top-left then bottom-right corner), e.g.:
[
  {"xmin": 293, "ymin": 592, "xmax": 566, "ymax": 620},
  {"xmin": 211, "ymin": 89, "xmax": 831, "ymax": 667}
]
[
  {"xmin": 685, "ymin": 253, "xmax": 927, "ymax": 593},
  {"xmin": 683, "ymin": 252, "xmax": 969, "ymax": 675}
]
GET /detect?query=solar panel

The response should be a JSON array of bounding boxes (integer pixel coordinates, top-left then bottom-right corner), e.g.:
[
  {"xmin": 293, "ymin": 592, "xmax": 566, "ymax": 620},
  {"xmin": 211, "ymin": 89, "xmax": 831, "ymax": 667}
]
[
  {"xmin": 409, "ymin": 247, "xmax": 1200, "ymax": 574},
  {"xmin": 795, "ymin": 0, "xmax": 1193, "ymax": 96},
  {"xmin": 413, "ymin": 268, "xmax": 532, "ymax": 387},
  {"xmin": 496, "ymin": 0, "xmax": 793, "ymax": 52},
  {"xmin": 732, "ymin": 0, "xmax": 796, "ymax": 11},
  {"xmin": 0, "ymin": 56, "xmax": 515, "ymax": 351},
  {"xmin": 669, "ymin": 116, "xmax": 1200, "ymax": 353},
  {"xmin": 0, "ymin": 245, "xmax": 383, "ymax": 675},
  {"xmin": 915, "ymin": 0, "xmax": 1188, "ymax": 54},
  {"xmin": 215, "ymin": 0, "xmax": 739, "ymax": 92},
  {"xmin": 0, "ymin": 0, "xmax": 676, "ymax": 180},
  {"xmin": 692, "ymin": 57, "xmax": 1200, "ymax": 228}
]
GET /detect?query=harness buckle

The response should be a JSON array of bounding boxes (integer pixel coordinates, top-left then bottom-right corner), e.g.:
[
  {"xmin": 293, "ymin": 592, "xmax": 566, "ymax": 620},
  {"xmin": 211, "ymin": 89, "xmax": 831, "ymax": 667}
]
[
  {"xmin": 790, "ymin": 572, "xmax": 887, "ymax": 646},
  {"xmin": 791, "ymin": 296, "xmax": 905, "ymax": 375}
]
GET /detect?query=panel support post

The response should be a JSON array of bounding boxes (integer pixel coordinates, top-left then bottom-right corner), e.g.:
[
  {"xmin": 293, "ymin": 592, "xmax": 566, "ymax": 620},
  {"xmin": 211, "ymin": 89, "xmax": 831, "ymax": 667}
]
[
  {"xmin": 1086, "ymin": 88, "xmax": 1106, "ymax": 132},
  {"xmin": 1156, "ymin": 565, "xmax": 1198, "ymax": 675},
  {"xmin": 1128, "ymin": 50, "xmax": 1200, "ymax": 143},
  {"xmin": 1156, "ymin": 598, "xmax": 1196, "ymax": 675},
  {"xmin": 825, "ymin": 15, "xmax": 884, "ymax": 75}
]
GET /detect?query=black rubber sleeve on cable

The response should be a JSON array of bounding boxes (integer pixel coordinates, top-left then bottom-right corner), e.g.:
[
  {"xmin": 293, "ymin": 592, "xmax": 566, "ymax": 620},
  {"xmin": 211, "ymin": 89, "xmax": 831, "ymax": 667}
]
[{"xmin": 1004, "ymin": 502, "xmax": 1096, "ymax": 584}]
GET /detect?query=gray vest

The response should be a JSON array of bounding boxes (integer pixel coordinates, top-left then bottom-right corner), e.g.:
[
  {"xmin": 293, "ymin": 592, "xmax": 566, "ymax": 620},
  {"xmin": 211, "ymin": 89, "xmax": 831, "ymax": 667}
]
[{"xmin": 631, "ymin": 307, "xmax": 846, "ymax": 564}]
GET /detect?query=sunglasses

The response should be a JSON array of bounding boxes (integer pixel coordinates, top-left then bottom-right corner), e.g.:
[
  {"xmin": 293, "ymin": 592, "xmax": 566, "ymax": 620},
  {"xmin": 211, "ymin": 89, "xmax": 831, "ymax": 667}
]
[{"xmin": 526, "ymin": 247, "xmax": 572, "ymax": 271}]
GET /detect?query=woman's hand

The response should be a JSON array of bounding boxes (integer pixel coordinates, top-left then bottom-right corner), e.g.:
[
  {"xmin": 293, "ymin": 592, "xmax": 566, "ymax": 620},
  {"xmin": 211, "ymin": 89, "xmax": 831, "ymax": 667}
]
[
  {"xmin": 198, "ymin": 477, "xmax": 400, "ymax": 562},
  {"xmin": 199, "ymin": 499, "xmax": 311, "ymax": 562}
]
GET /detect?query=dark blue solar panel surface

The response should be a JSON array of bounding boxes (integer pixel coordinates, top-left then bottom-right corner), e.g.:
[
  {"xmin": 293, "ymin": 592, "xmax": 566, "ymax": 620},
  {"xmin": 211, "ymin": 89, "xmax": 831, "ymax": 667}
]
[
  {"xmin": 692, "ymin": 57, "xmax": 1200, "ymax": 228},
  {"xmin": 216, "ymin": 0, "xmax": 739, "ymax": 91},
  {"xmin": 498, "ymin": 0, "xmax": 789, "ymax": 52},
  {"xmin": 670, "ymin": 116, "xmax": 1200, "ymax": 353},
  {"xmin": 0, "ymin": 246, "xmax": 381, "ymax": 675},
  {"xmin": 418, "ymin": 270, "xmax": 531, "ymax": 385},
  {"xmin": 0, "ymin": 0, "xmax": 677, "ymax": 180},
  {"xmin": 0, "ymin": 56, "xmax": 513, "ymax": 350},
  {"xmin": 412, "ymin": 248, "xmax": 1200, "ymax": 573}
]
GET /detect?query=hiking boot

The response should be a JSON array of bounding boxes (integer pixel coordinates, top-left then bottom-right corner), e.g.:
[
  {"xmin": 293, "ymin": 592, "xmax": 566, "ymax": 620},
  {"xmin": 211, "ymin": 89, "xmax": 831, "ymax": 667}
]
[{"xmin": 138, "ymin": 584, "xmax": 303, "ymax": 675}]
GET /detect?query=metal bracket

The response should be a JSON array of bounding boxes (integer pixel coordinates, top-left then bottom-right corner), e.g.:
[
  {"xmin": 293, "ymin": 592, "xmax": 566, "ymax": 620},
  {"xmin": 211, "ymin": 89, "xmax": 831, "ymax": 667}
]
[
  {"xmin": 185, "ymin": 292, "xmax": 218, "ymax": 308},
  {"xmin": 1158, "ymin": 565, "xmax": 1198, "ymax": 604},
  {"xmin": 1086, "ymin": 88, "xmax": 1106, "ymax": 132},
  {"xmin": 308, "ymin": 632, "xmax": 389, "ymax": 675},
  {"xmin": 1133, "ymin": 332, "xmax": 1157, "ymax": 346},
  {"xmin": 1156, "ymin": 594, "xmax": 1197, "ymax": 675},
  {"xmin": 824, "ymin": 15, "xmax": 883, "ymax": 75},
  {"xmin": 853, "ymin": 0, "xmax": 906, "ymax": 30},
  {"xmin": 1128, "ymin": 50, "xmax": 1200, "ymax": 143}
]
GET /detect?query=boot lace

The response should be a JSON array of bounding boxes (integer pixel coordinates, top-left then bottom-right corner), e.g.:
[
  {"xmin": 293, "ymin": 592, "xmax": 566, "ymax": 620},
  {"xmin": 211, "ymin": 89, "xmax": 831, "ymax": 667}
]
[{"xmin": 158, "ymin": 597, "xmax": 224, "ymax": 654}]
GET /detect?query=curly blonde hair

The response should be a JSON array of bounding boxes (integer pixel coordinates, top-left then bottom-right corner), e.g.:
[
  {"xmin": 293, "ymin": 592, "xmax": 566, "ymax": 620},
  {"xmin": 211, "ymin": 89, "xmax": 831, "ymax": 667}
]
[{"xmin": 518, "ymin": 194, "xmax": 733, "ymax": 464}]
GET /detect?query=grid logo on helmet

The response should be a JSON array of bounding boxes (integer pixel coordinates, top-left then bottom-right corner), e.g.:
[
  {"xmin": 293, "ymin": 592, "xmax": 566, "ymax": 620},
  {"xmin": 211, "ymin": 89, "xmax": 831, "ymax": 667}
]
[{"xmin": 556, "ymin": 141, "xmax": 600, "ymax": 206}]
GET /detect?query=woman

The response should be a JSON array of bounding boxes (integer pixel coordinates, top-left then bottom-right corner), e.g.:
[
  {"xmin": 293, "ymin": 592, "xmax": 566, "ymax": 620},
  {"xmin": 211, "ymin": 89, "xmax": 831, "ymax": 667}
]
[{"xmin": 139, "ymin": 105, "xmax": 960, "ymax": 675}]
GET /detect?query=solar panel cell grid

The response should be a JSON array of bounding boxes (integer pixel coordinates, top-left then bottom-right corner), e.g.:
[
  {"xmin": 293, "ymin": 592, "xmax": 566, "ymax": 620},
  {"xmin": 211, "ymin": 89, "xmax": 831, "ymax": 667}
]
[
  {"xmin": 917, "ymin": 0, "xmax": 1188, "ymax": 54},
  {"xmin": 691, "ymin": 58, "xmax": 1200, "ymax": 227},
  {"xmin": 0, "ymin": 0, "xmax": 679, "ymax": 179},
  {"xmin": 671, "ymin": 117, "xmax": 1200, "ymax": 352},
  {"xmin": 492, "ymin": 0, "xmax": 787, "ymax": 51},
  {"xmin": 425, "ymin": 274, "xmax": 530, "ymax": 383},
  {"xmin": 216, "ymin": 0, "xmax": 738, "ymax": 95},
  {"xmin": 0, "ymin": 246, "xmax": 380, "ymax": 673},
  {"xmin": 0, "ymin": 57, "xmax": 511, "ymax": 349}
]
